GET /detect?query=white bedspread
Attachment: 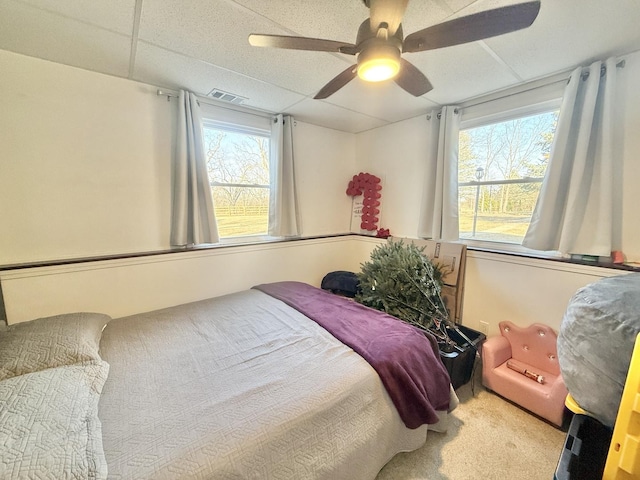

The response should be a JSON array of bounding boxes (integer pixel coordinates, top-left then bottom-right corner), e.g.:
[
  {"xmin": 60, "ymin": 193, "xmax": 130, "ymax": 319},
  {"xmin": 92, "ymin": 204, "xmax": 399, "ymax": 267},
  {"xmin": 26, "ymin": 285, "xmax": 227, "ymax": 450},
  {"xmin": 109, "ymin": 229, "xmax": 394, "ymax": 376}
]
[{"xmin": 98, "ymin": 289, "xmax": 433, "ymax": 480}]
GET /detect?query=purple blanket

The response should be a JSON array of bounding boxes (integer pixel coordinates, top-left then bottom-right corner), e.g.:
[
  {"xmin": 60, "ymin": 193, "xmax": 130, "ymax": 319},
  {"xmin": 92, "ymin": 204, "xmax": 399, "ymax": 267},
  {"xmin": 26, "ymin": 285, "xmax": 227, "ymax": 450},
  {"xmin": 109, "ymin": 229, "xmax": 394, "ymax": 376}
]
[{"xmin": 253, "ymin": 281, "xmax": 452, "ymax": 428}]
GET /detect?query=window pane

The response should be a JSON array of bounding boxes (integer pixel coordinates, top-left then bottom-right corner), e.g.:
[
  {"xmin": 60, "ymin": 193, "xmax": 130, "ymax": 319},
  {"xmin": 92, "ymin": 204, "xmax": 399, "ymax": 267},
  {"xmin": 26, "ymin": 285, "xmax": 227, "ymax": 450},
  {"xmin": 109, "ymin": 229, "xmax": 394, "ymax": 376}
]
[
  {"xmin": 459, "ymin": 183, "xmax": 543, "ymax": 243},
  {"xmin": 212, "ymin": 186, "xmax": 269, "ymax": 237},
  {"xmin": 203, "ymin": 127, "xmax": 270, "ymax": 238},
  {"xmin": 459, "ymin": 110, "xmax": 558, "ymax": 244}
]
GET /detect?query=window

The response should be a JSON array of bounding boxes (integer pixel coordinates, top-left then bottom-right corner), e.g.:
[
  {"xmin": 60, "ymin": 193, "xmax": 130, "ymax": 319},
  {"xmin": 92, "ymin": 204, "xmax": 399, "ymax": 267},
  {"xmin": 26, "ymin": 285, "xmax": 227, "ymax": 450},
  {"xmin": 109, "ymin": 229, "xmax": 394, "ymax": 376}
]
[
  {"xmin": 458, "ymin": 109, "xmax": 559, "ymax": 245},
  {"xmin": 200, "ymin": 105, "xmax": 272, "ymax": 240}
]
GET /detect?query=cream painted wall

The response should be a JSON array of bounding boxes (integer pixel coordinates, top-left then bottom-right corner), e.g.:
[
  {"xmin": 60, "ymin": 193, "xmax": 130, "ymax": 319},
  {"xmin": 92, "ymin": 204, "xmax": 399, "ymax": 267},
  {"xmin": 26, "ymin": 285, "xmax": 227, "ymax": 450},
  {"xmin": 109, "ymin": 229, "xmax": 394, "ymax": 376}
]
[
  {"xmin": 0, "ymin": 50, "xmax": 356, "ymax": 267},
  {"xmin": 2, "ymin": 46, "xmax": 638, "ymax": 336},
  {"xmin": 293, "ymin": 121, "xmax": 355, "ymax": 235},
  {"xmin": 355, "ymin": 51, "xmax": 640, "ymax": 334},
  {"xmin": 0, "ymin": 49, "xmax": 174, "ymax": 265},
  {"xmin": 355, "ymin": 115, "xmax": 430, "ymax": 236},
  {"xmin": 463, "ymin": 251, "xmax": 627, "ymax": 337}
]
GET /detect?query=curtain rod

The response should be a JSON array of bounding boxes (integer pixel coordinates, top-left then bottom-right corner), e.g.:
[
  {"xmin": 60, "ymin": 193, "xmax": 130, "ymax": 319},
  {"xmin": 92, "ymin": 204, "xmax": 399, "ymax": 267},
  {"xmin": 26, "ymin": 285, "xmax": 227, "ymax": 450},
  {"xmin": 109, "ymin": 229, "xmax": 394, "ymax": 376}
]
[
  {"xmin": 582, "ymin": 59, "xmax": 626, "ymax": 80},
  {"xmin": 156, "ymin": 89, "xmax": 275, "ymax": 120},
  {"xmin": 459, "ymin": 59, "xmax": 626, "ymax": 112}
]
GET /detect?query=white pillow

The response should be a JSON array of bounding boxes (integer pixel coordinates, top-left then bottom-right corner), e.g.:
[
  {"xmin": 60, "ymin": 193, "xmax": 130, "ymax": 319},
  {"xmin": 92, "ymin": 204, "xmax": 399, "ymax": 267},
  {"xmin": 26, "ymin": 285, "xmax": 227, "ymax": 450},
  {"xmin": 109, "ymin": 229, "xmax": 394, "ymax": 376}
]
[
  {"xmin": 0, "ymin": 362, "xmax": 109, "ymax": 479},
  {"xmin": 0, "ymin": 312, "xmax": 110, "ymax": 381}
]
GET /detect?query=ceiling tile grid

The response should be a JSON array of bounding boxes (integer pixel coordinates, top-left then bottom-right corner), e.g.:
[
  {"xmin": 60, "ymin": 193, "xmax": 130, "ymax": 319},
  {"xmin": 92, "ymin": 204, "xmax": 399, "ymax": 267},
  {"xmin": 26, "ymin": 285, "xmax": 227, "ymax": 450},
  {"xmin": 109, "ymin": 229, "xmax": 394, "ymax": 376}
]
[
  {"xmin": 133, "ymin": 41, "xmax": 306, "ymax": 113},
  {"xmin": 230, "ymin": 0, "xmax": 371, "ymax": 42},
  {"xmin": 137, "ymin": 0, "xmax": 353, "ymax": 96},
  {"xmin": 408, "ymin": 40, "xmax": 523, "ymax": 105},
  {"xmin": 1, "ymin": 0, "xmax": 640, "ymax": 133},
  {"xmin": 321, "ymin": 78, "xmax": 439, "ymax": 123},
  {"xmin": 285, "ymin": 98, "xmax": 391, "ymax": 134},
  {"xmin": 484, "ymin": 0, "xmax": 640, "ymax": 81}
]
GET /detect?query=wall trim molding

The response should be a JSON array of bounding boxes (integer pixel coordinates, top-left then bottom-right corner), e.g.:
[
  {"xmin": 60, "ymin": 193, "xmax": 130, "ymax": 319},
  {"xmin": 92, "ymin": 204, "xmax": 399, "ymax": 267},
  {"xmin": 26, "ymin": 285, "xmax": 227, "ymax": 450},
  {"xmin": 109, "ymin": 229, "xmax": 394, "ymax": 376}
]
[
  {"xmin": 0, "ymin": 234, "xmax": 364, "ymax": 273},
  {"xmin": 467, "ymin": 249, "xmax": 628, "ymax": 278},
  {"xmin": 0, "ymin": 235, "xmax": 380, "ymax": 324}
]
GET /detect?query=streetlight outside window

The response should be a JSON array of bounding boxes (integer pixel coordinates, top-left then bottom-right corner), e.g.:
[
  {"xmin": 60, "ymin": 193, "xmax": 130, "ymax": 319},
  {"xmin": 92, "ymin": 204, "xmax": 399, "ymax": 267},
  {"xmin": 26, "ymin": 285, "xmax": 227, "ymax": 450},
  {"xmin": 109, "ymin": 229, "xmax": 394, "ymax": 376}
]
[{"xmin": 472, "ymin": 167, "xmax": 484, "ymax": 237}]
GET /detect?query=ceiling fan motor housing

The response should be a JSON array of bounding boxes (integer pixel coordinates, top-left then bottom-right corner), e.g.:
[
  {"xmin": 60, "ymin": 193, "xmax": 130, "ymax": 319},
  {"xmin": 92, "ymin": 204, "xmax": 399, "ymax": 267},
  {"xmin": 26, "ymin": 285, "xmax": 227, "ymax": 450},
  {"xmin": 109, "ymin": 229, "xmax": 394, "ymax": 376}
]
[{"xmin": 356, "ymin": 18, "xmax": 403, "ymax": 46}]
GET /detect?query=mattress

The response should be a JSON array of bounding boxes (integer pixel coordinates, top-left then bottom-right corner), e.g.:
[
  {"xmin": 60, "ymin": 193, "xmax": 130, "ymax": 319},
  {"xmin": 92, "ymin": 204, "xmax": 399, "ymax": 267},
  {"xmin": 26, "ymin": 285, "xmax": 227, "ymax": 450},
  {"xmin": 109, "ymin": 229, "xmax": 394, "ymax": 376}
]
[{"xmin": 98, "ymin": 288, "xmax": 451, "ymax": 479}]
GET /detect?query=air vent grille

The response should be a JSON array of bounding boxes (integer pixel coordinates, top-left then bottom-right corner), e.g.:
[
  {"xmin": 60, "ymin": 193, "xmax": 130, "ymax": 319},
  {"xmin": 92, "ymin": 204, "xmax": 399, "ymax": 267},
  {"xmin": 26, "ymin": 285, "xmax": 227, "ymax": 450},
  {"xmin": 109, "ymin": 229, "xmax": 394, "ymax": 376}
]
[{"xmin": 207, "ymin": 88, "xmax": 247, "ymax": 104}]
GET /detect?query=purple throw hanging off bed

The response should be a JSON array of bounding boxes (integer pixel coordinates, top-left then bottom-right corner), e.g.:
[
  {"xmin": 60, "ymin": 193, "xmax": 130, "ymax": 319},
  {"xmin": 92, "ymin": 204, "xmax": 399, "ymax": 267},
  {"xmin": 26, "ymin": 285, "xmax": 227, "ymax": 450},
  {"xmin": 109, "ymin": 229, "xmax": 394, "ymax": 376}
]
[{"xmin": 253, "ymin": 281, "xmax": 452, "ymax": 428}]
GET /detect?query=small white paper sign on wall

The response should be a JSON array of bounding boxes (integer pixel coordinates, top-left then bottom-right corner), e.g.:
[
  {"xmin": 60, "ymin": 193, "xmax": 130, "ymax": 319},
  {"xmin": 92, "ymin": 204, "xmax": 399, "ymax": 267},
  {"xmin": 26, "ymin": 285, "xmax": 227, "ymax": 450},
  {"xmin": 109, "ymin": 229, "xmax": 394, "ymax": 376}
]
[{"xmin": 350, "ymin": 196, "xmax": 366, "ymax": 234}]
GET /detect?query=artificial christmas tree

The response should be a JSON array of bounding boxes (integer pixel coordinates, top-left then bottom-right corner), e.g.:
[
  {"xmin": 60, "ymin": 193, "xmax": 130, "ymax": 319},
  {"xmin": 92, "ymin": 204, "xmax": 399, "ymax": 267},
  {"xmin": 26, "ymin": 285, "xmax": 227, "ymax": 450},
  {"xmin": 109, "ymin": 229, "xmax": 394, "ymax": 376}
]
[
  {"xmin": 356, "ymin": 239, "xmax": 453, "ymax": 346},
  {"xmin": 356, "ymin": 239, "xmax": 485, "ymax": 388}
]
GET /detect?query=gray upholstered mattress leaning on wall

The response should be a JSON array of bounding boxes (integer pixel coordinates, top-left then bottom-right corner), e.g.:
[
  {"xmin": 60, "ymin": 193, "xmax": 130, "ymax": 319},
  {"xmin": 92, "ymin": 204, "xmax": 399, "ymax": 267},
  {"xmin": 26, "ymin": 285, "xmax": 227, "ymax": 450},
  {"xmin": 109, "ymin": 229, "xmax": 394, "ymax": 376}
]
[{"xmin": 558, "ymin": 273, "xmax": 640, "ymax": 428}]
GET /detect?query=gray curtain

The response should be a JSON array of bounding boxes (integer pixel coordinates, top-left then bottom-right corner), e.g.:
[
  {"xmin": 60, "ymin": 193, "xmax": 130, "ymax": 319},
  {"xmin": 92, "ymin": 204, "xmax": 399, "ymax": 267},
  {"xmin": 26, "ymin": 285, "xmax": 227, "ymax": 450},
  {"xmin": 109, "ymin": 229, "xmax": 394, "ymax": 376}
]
[
  {"xmin": 418, "ymin": 106, "xmax": 460, "ymax": 240},
  {"xmin": 523, "ymin": 58, "xmax": 620, "ymax": 255},
  {"xmin": 170, "ymin": 90, "xmax": 219, "ymax": 246},
  {"xmin": 269, "ymin": 114, "xmax": 300, "ymax": 237}
]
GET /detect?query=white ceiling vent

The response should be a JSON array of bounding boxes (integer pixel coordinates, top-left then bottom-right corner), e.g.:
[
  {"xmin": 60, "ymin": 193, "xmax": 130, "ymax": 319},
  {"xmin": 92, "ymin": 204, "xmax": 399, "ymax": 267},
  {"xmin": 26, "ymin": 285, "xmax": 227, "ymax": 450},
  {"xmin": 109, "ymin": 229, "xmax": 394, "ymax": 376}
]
[{"xmin": 207, "ymin": 88, "xmax": 247, "ymax": 104}]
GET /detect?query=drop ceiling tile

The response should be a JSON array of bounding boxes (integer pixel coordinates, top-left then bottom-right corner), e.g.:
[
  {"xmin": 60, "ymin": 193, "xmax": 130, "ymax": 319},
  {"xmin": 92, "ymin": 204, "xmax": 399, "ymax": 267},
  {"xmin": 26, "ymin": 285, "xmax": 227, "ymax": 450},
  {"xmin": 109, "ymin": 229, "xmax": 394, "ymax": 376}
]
[
  {"xmin": 231, "ymin": 0, "xmax": 453, "ymax": 45},
  {"xmin": 14, "ymin": 0, "xmax": 136, "ymax": 35},
  {"xmin": 441, "ymin": 0, "xmax": 480, "ymax": 14},
  {"xmin": 400, "ymin": 0, "xmax": 458, "ymax": 37},
  {"xmin": 408, "ymin": 41, "xmax": 519, "ymax": 104},
  {"xmin": 229, "ymin": 0, "xmax": 369, "ymax": 42},
  {"xmin": 484, "ymin": 0, "xmax": 640, "ymax": 81},
  {"xmin": 133, "ymin": 42, "xmax": 305, "ymax": 113},
  {"xmin": 284, "ymin": 98, "xmax": 389, "ymax": 134},
  {"xmin": 3, "ymin": 0, "xmax": 640, "ymax": 135},
  {"xmin": 0, "ymin": 0, "xmax": 131, "ymax": 77},
  {"xmin": 447, "ymin": 0, "xmax": 523, "ymax": 15},
  {"xmin": 138, "ymin": 0, "xmax": 353, "ymax": 96},
  {"xmin": 322, "ymin": 78, "xmax": 439, "ymax": 123}
]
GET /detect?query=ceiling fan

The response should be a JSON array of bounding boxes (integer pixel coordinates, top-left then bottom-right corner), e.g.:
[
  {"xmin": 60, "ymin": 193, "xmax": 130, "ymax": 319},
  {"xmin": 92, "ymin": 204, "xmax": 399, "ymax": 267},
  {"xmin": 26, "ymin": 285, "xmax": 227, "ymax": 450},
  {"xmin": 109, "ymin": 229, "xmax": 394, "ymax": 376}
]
[{"xmin": 249, "ymin": 0, "xmax": 541, "ymax": 99}]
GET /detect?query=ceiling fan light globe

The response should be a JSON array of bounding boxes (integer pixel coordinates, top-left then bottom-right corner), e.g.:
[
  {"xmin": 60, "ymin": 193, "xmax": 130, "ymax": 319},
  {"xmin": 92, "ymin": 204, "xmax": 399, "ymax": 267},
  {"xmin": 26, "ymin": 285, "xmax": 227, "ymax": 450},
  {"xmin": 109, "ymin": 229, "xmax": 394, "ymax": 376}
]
[
  {"xmin": 356, "ymin": 44, "xmax": 401, "ymax": 82},
  {"xmin": 358, "ymin": 58, "xmax": 400, "ymax": 82}
]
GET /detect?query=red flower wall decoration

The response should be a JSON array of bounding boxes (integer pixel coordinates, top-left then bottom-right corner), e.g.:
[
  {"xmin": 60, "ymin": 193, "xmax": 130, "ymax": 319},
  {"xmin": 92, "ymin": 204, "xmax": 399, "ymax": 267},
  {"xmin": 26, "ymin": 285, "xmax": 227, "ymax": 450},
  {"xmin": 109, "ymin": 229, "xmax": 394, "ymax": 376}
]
[{"xmin": 346, "ymin": 172, "xmax": 382, "ymax": 232}]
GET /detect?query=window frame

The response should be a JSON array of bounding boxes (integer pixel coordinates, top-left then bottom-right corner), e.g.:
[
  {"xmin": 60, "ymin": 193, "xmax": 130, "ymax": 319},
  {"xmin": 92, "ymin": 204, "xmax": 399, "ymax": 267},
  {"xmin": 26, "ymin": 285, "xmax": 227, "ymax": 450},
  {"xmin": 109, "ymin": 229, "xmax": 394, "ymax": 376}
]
[
  {"xmin": 457, "ymin": 92, "xmax": 564, "ymax": 257},
  {"xmin": 200, "ymin": 113, "xmax": 275, "ymax": 244}
]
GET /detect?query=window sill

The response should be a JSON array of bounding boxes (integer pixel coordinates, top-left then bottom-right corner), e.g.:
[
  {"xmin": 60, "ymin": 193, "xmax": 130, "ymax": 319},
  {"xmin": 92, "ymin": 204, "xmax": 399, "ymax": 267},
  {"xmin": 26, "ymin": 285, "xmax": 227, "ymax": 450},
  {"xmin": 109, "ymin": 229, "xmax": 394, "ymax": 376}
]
[
  {"xmin": 464, "ymin": 241, "xmax": 640, "ymax": 273},
  {"xmin": 0, "ymin": 233, "xmax": 358, "ymax": 271},
  {"xmin": 213, "ymin": 234, "xmax": 283, "ymax": 246},
  {"xmin": 460, "ymin": 238, "xmax": 565, "ymax": 260}
]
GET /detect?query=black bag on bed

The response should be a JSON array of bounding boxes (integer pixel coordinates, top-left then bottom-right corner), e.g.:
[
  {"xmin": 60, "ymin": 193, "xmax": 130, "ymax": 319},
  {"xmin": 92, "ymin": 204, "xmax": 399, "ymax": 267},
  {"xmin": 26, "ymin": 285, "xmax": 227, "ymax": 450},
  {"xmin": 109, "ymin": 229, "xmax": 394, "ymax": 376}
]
[{"xmin": 321, "ymin": 271, "xmax": 360, "ymax": 298}]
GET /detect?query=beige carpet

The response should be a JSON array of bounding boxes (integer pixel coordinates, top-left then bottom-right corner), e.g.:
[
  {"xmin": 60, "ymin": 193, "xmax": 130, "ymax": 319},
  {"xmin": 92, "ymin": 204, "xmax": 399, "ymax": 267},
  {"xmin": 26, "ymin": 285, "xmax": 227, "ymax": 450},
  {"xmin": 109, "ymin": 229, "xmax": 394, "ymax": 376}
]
[{"xmin": 377, "ymin": 362, "xmax": 566, "ymax": 480}]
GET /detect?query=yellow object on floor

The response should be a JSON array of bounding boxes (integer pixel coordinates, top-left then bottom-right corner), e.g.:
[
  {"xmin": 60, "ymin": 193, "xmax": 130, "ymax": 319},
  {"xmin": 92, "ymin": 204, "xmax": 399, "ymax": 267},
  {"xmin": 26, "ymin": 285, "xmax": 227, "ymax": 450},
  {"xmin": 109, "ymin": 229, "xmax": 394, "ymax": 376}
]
[
  {"xmin": 603, "ymin": 333, "xmax": 640, "ymax": 479},
  {"xmin": 565, "ymin": 392, "xmax": 590, "ymax": 416}
]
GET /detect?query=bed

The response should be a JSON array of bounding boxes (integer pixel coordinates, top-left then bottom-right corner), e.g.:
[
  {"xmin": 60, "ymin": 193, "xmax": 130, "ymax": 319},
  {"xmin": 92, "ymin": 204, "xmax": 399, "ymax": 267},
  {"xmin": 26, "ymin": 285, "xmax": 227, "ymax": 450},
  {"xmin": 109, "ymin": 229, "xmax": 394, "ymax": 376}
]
[{"xmin": 0, "ymin": 281, "xmax": 457, "ymax": 480}]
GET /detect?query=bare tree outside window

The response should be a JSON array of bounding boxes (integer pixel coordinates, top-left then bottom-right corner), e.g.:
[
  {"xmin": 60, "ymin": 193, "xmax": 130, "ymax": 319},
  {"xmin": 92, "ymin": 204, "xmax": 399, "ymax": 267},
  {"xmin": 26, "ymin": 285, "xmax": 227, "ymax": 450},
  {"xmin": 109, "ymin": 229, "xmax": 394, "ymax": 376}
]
[
  {"xmin": 203, "ymin": 126, "xmax": 270, "ymax": 238},
  {"xmin": 458, "ymin": 110, "xmax": 558, "ymax": 243}
]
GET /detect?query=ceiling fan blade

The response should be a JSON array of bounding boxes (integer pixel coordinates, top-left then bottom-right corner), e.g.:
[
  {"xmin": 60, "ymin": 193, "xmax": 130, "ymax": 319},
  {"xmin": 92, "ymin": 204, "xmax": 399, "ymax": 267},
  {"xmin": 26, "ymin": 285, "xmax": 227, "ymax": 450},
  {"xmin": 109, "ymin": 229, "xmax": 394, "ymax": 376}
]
[
  {"xmin": 368, "ymin": 0, "xmax": 409, "ymax": 36},
  {"xmin": 394, "ymin": 58, "xmax": 433, "ymax": 96},
  {"xmin": 249, "ymin": 34, "xmax": 357, "ymax": 54},
  {"xmin": 403, "ymin": 1, "xmax": 541, "ymax": 53},
  {"xmin": 314, "ymin": 65, "xmax": 358, "ymax": 99}
]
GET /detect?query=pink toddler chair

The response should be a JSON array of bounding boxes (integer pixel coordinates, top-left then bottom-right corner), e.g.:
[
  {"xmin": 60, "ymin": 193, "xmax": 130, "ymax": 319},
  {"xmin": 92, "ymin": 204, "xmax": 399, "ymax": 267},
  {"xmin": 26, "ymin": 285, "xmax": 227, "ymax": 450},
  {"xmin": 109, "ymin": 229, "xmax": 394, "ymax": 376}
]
[{"xmin": 482, "ymin": 321, "xmax": 568, "ymax": 426}]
